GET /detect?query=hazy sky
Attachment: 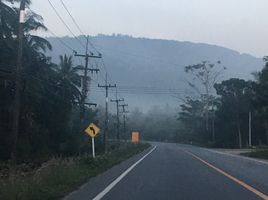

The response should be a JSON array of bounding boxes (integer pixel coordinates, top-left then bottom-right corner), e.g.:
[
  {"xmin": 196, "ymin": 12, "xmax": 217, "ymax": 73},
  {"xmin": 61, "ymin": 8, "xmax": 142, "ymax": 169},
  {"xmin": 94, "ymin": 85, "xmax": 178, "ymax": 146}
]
[{"xmin": 32, "ymin": 0, "xmax": 268, "ymax": 57}]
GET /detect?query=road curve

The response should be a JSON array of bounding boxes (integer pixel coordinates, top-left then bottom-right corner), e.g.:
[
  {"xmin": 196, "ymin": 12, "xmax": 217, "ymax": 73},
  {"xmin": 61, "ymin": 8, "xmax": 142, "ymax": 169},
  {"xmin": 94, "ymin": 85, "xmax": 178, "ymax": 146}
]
[{"xmin": 65, "ymin": 143, "xmax": 268, "ymax": 200}]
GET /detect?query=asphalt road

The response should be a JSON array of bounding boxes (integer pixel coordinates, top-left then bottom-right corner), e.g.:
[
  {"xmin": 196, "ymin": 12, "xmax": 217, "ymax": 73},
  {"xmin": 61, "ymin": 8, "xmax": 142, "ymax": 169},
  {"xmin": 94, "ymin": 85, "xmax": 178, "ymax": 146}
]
[{"xmin": 65, "ymin": 143, "xmax": 268, "ymax": 200}]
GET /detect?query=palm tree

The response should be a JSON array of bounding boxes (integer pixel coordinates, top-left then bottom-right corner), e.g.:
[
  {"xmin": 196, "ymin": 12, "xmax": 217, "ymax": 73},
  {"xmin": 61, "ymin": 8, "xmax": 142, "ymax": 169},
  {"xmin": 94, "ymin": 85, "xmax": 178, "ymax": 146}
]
[
  {"xmin": 0, "ymin": 0, "xmax": 51, "ymax": 68},
  {"xmin": 0, "ymin": 0, "xmax": 31, "ymax": 39},
  {"xmin": 56, "ymin": 55, "xmax": 82, "ymax": 105}
]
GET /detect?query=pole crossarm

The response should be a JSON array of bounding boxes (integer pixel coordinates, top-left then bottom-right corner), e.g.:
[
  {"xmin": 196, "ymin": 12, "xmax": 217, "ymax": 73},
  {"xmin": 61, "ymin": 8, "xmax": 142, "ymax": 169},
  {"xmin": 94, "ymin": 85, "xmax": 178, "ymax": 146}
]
[
  {"xmin": 74, "ymin": 52, "xmax": 102, "ymax": 59},
  {"xmin": 97, "ymin": 74, "xmax": 116, "ymax": 151}
]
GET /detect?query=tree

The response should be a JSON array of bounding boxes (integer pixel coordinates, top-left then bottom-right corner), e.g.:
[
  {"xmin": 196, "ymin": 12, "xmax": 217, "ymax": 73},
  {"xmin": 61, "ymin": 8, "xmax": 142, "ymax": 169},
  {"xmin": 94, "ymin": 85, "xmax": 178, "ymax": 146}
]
[
  {"xmin": 214, "ymin": 78, "xmax": 253, "ymax": 148},
  {"xmin": 178, "ymin": 97, "xmax": 209, "ymax": 143},
  {"xmin": 253, "ymin": 56, "xmax": 268, "ymax": 145},
  {"xmin": 56, "ymin": 55, "xmax": 81, "ymax": 105},
  {"xmin": 0, "ymin": 1, "xmax": 90, "ymax": 161},
  {"xmin": 184, "ymin": 61, "xmax": 226, "ymax": 140}
]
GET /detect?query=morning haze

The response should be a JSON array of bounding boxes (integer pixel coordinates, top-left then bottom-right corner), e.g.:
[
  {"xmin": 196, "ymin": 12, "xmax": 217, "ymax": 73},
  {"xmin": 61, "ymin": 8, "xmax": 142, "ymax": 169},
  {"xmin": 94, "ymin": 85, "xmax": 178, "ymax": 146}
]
[
  {"xmin": 2, "ymin": 1, "xmax": 268, "ymax": 199},
  {"xmin": 32, "ymin": 0, "xmax": 268, "ymax": 57}
]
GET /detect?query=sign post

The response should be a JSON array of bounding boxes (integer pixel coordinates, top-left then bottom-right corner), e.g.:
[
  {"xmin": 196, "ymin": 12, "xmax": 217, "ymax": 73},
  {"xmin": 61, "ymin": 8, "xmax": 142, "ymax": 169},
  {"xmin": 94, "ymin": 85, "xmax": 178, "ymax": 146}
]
[
  {"xmin": 92, "ymin": 137, "xmax": 95, "ymax": 158},
  {"xmin": 85, "ymin": 123, "xmax": 100, "ymax": 158}
]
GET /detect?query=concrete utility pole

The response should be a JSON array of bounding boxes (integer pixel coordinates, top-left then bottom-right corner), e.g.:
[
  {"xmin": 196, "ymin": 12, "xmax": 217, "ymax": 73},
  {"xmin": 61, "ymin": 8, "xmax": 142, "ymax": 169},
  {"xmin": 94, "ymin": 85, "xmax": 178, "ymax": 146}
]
[
  {"xmin": 110, "ymin": 90, "xmax": 124, "ymax": 141},
  {"xmin": 98, "ymin": 74, "xmax": 116, "ymax": 152},
  {"xmin": 119, "ymin": 104, "xmax": 129, "ymax": 141},
  {"xmin": 74, "ymin": 36, "xmax": 101, "ymax": 128},
  {"xmin": 249, "ymin": 111, "xmax": 252, "ymax": 147},
  {"xmin": 11, "ymin": 0, "xmax": 26, "ymax": 164}
]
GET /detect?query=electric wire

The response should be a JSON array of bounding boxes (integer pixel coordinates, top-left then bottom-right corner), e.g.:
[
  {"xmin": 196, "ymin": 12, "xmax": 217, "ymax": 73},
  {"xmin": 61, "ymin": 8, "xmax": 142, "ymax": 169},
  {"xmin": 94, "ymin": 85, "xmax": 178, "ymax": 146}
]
[
  {"xmin": 59, "ymin": 0, "xmax": 101, "ymax": 54},
  {"xmin": 47, "ymin": 28, "xmax": 75, "ymax": 53},
  {"xmin": 47, "ymin": 0, "xmax": 86, "ymax": 50}
]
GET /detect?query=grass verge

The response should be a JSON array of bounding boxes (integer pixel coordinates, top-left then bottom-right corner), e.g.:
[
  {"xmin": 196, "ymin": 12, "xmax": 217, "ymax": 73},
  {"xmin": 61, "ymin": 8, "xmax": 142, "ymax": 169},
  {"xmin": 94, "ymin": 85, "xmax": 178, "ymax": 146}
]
[
  {"xmin": 241, "ymin": 149, "xmax": 268, "ymax": 160},
  {"xmin": 0, "ymin": 142, "xmax": 150, "ymax": 200}
]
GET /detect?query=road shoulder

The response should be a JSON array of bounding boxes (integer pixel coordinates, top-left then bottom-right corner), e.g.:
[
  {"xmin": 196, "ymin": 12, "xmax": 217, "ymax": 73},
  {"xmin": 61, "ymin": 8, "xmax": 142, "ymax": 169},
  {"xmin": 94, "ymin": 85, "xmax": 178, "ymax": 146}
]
[
  {"xmin": 64, "ymin": 146, "xmax": 154, "ymax": 200},
  {"xmin": 207, "ymin": 148, "xmax": 268, "ymax": 165}
]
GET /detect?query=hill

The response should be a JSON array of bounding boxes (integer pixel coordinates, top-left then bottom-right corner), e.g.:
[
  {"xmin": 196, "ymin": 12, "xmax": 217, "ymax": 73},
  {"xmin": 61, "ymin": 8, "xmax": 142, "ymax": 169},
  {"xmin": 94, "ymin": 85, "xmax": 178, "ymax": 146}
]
[{"xmin": 46, "ymin": 34, "xmax": 263, "ymax": 111}]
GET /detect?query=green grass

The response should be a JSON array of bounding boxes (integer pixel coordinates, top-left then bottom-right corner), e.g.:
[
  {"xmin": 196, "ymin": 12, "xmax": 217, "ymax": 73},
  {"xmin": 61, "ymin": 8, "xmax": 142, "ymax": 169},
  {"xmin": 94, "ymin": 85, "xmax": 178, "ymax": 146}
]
[
  {"xmin": 241, "ymin": 149, "xmax": 268, "ymax": 160},
  {"xmin": 0, "ymin": 142, "xmax": 150, "ymax": 200}
]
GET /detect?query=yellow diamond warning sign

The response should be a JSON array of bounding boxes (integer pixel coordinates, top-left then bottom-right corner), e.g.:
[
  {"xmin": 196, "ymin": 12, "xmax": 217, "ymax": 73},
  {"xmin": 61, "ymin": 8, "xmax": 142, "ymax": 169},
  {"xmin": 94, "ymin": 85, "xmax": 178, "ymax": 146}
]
[{"xmin": 85, "ymin": 123, "xmax": 100, "ymax": 138}]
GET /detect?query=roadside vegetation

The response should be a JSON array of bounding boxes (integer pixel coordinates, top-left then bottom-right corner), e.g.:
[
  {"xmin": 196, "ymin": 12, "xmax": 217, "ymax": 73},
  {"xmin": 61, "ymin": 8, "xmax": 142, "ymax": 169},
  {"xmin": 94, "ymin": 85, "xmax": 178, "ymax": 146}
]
[
  {"xmin": 0, "ymin": 142, "xmax": 150, "ymax": 200},
  {"xmin": 129, "ymin": 60, "xmax": 268, "ymax": 149},
  {"xmin": 241, "ymin": 148, "xmax": 268, "ymax": 160}
]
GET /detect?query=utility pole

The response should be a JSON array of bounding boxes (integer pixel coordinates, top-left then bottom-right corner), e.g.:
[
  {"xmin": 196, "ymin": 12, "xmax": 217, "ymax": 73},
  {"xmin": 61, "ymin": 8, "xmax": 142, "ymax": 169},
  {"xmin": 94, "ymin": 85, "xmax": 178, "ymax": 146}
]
[
  {"xmin": 11, "ymin": 0, "xmax": 26, "ymax": 164},
  {"xmin": 98, "ymin": 74, "xmax": 116, "ymax": 152},
  {"xmin": 249, "ymin": 111, "xmax": 252, "ymax": 147},
  {"xmin": 110, "ymin": 90, "xmax": 124, "ymax": 141},
  {"xmin": 119, "ymin": 104, "xmax": 128, "ymax": 141},
  {"xmin": 74, "ymin": 36, "xmax": 101, "ymax": 128}
]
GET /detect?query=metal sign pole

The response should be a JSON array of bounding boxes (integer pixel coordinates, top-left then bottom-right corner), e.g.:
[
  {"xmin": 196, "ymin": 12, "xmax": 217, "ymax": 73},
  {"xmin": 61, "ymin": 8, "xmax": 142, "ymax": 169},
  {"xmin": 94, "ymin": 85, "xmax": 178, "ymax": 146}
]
[
  {"xmin": 92, "ymin": 137, "xmax": 95, "ymax": 158},
  {"xmin": 249, "ymin": 111, "xmax": 252, "ymax": 147}
]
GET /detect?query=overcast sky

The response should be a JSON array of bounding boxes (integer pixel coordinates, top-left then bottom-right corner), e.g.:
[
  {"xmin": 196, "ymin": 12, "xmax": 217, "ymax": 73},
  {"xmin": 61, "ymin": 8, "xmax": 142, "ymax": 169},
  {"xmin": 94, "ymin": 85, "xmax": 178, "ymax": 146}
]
[{"xmin": 32, "ymin": 0, "xmax": 268, "ymax": 57}]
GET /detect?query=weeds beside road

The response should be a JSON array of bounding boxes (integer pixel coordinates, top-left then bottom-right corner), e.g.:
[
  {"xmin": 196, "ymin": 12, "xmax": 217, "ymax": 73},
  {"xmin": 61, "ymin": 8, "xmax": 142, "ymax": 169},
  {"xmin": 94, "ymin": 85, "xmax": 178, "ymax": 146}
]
[
  {"xmin": 241, "ymin": 149, "xmax": 268, "ymax": 160},
  {"xmin": 0, "ymin": 142, "xmax": 150, "ymax": 200}
]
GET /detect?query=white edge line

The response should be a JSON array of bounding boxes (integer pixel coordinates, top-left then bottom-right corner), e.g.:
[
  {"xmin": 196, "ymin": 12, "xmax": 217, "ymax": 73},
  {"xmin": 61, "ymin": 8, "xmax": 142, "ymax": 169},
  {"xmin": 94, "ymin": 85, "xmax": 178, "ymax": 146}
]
[{"xmin": 92, "ymin": 146, "xmax": 157, "ymax": 200}]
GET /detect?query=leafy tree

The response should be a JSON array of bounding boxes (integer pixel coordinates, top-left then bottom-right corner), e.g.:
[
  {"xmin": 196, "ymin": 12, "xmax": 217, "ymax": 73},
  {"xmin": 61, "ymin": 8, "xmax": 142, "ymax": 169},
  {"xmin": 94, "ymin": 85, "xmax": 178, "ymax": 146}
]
[
  {"xmin": 0, "ymin": 1, "xmax": 91, "ymax": 162},
  {"xmin": 178, "ymin": 97, "xmax": 209, "ymax": 143},
  {"xmin": 184, "ymin": 61, "xmax": 226, "ymax": 140},
  {"xmin": 253, "ymin": 56, "xmax": 268, "ymax": 145},
  {"xmin": 214, "ymin": 78, "xmax": 253, "ymax": 148}
]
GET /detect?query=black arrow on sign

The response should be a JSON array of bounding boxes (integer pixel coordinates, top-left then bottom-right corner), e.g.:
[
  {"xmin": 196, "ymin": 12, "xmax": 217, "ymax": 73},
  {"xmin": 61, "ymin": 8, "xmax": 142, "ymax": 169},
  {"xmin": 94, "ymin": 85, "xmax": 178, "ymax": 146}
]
[{"xmin": 90, "ymin": 127, "xmax": 96, "ymax": 135}]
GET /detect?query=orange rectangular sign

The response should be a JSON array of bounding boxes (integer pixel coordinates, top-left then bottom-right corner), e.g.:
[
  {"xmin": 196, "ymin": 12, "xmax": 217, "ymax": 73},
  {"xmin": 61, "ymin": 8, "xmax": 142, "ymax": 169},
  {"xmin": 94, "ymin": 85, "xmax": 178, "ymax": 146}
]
[{"xmin": 132, "ymin": 132, "xmax": 139, "ymax": 143}]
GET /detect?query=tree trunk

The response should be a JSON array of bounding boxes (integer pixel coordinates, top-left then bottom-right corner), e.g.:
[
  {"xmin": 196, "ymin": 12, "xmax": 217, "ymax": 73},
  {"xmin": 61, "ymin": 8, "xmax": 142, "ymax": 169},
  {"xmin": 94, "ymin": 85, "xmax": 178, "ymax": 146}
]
[
  {"xmin": 206, "ymin": 108, "xmax": 209, "ymax": 131},
  {"xmin": 237, "ymin": 122, "xmax": 242, "ymax": 149},
  {"xmin": 264, "ymin": 121, "xmax": 268, "ymax": 145},
  {"xmin": 212, "ymin": 116, "xmax": 215, "ymax": 142}
]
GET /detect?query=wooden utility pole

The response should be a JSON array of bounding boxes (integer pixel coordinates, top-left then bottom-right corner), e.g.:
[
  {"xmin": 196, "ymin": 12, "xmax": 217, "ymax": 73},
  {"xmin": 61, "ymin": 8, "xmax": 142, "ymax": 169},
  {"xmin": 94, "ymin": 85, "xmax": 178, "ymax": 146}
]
[
  {"xmin": 74, "ymin": 36, "xmax": 101, "ymax": 128},
  {"xmin": 98, "ymin": 74, "xmax": 116, "ymax": 152},
  {"xmin": 11, "ymin": 0, "xmax": 26, "ymax": 164},
  {"xmin": 110, "ymin": 90, "xmax": 124, "ymax": 141}
]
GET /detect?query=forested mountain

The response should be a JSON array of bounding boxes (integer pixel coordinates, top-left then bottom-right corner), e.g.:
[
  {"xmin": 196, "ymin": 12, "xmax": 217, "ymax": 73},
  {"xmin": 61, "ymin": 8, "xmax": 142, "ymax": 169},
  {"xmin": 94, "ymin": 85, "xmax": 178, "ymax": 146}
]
[{"xmin": 46, "ymin": 34, "xmax": 263, "ymax": 110}]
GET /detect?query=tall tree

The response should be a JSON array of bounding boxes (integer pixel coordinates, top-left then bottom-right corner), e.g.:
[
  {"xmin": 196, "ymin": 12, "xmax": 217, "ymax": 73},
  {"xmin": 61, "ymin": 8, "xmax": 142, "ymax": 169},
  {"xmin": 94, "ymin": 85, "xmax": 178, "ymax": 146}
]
[
  {"xmin": 56, "ymin": 55, "xmax": 81, "ymax": 105},
  {"xmin": 184, "ymin": 61, "xmax": 226, "ymax": 140},
  {"xmin": 253, "ymin": 56, "xmax": 268, "ymax": 145},
  {"xmin": 0, "ymin": 1, "xmax": 86, "ymax": 161},
  {"xmin": 215, "ymin": 78, "xmax": 253, "ymax": 148}
]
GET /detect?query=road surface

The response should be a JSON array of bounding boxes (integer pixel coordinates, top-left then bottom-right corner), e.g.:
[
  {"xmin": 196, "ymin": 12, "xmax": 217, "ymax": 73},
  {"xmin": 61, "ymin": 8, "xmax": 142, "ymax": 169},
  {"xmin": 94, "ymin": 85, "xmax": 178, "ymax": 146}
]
[{"xmin": 65, "ymin": 143, "xmax": 268, "ymax": 200}]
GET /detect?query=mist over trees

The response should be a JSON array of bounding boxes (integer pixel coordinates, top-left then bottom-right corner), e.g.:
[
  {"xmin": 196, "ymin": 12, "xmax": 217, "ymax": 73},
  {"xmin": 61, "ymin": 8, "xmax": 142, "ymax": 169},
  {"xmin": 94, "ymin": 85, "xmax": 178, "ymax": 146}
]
[
  {"xmin": 2, "ymin": 0, "xmax": 268, "ymax": 168},
  {"xmin": 46, "ymin": 34, "xmax": 263, "ymax": 110},
  {"xmin": 176, "ymin": 60, "xmax": 268, "ymax": 148},
  {"xmin": 128, "ymin": 59, "xmax": 268, "ymax": 148},
  {"xmin": 126, "ymin": 105, "xmax": 180, "ymax": 142}
]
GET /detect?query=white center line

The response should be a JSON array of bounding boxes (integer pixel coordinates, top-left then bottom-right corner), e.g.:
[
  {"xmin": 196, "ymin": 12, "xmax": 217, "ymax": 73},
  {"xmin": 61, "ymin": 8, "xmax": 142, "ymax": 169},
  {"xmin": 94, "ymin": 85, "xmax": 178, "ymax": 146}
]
[{"xmin": 92, "ymin": 146, "xmax": 157, "ymax": 200}]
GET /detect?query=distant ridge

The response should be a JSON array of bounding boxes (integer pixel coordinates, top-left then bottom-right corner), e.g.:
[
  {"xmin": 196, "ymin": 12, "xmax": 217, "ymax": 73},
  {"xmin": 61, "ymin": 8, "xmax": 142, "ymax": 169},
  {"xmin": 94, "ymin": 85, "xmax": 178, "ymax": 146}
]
[{"xmin": 46, "ymin": 34, "xmax": 263, "ymax": 110}]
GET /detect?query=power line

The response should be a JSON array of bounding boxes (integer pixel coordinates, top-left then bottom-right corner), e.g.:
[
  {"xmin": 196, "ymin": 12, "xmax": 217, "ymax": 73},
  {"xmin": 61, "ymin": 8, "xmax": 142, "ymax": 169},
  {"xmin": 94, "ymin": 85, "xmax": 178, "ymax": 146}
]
[
  {"xmin": 97, "ymin": 59, "xmax": 123, "ymax": 100},
  {"xmin": 60, "ymin": 0, "xmax": 85, "ymax": 37},
  {"xmin": 47, "ymin": 0, "xmax": 86, "ymax": 50},
  {"xmin": 47, "ymin": 28, "xmax": 76, "ymax": 53},
  {"xmin": 98, "ymin": 73, "xmax": 116, "ymax": 152},
  {"xmin": 74, "ymin": 36, "xmax": 101, "ymax": 130},
  {"xmin": 110, "ymin": 89, "xmax": 124, "ymax": 140},
  {"xmin": 59, "ymin": 0, "xmax": 101, "ymax": 54}
]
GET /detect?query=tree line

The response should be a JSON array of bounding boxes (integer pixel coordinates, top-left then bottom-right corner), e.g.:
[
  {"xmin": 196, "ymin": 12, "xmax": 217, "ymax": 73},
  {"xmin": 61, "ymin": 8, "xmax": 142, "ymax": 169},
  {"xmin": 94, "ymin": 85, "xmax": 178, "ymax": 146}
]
[
  {"xmin": 0, "ymin": 0, "xmax": 105, "ymax": 163},
  {"xmin": 2, "ymin": 0, "xmax": 267, "ymax": 166},
  {"xmin": 128, "ymin": 60, "xmax": 268, "ymax": 149},
  {"xmin": 177, "ymin": 60, "xmax": 268, "ymax": 148}
]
